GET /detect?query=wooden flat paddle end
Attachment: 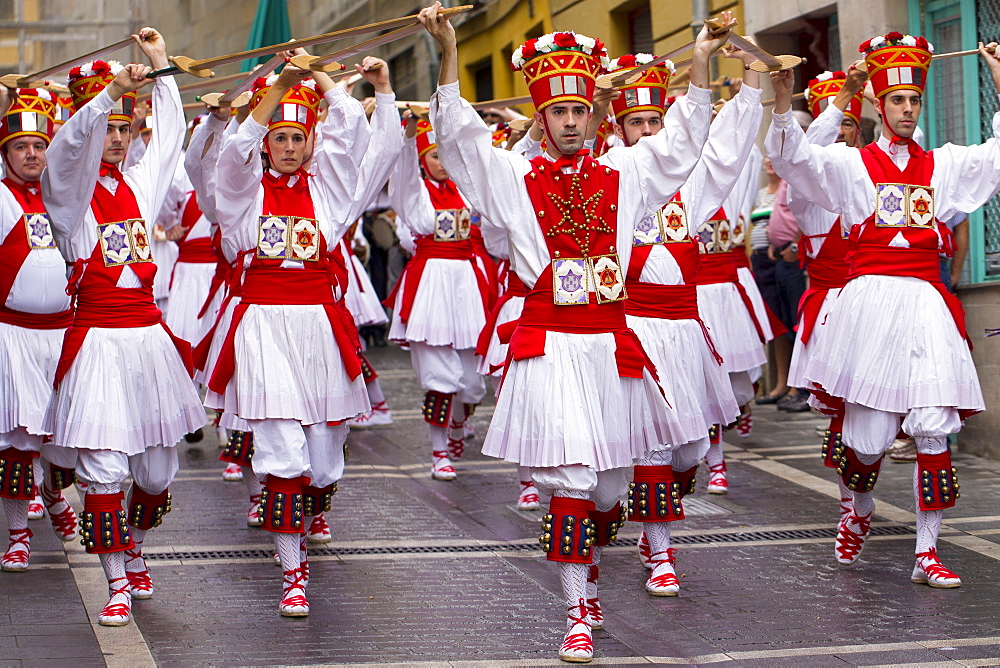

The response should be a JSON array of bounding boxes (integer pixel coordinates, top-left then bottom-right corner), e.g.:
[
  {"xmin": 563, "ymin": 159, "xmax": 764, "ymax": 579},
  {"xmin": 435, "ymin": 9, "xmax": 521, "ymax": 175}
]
[
  {"xmin": 168, "ymin": 55, "xmax": 215, "ymax": 78},
  {"xmin": 747, "ymin": 54, "xmax": 803, "ymax": 72}
]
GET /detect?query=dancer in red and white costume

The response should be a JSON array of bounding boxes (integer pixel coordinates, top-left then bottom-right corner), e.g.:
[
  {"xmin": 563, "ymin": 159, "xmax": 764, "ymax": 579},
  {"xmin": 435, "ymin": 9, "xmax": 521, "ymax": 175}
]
[
  {"xmin": 767, "ymin": 33, "xmax": 1000, "ymax": 587},
  {"xmin": 387, "ymin": 115, "xmax": 488, "ymax": 480},
  {"xmin": 41, "ymin": 30, "xmax": 206, "ymax": 627},
  {"xmin": 421, "ymin": 4, "xmax": 728, "ymax": 661},
  {"xmin": 785, "ymin": 67, "xmax": 867, "ymax": 525},
  {"xmin": 0, "ymin": 87, "xmax": 81, "ymax": 572},
  {"xmin": 210, "ymin": 54, "xmax": 401, "ymax": 617},
  {"xmin": 598, "ymin": 48, "xmax": 757, "ymax": 599}
]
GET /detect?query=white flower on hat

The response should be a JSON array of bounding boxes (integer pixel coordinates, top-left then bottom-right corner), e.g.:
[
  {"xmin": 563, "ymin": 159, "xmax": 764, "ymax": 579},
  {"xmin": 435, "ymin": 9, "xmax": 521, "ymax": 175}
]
[
  {"xmin": 511, "ymin": 45, "xmax": 524, "ymax": 68},
  {"xmin": 107, "ymin": 60, "xmax": 125, "ymax": 76},
  {"xmin": 535, "ymin": 33, "xmax": 556, "ymax": 51},
  {"xmin": 300, "ymin": 78, "xmax": 318, "ymax": 91},
  {"xmin": 35, "ymin": 89, "xmax": 53, "ymax": 101},
  {"xmin": 577, "ymin": 35, "xmax": 596, "ymax": 51},
  {"xmin": 901, "ymin": 35, "xmax": 917, "ymax": 46},
  {"xmin": 816, "ymin": 71, "xmax": 834, "ymax": 82},
  {"xmin": 927, "ymin": 40, "xmax": 935, "ymax": 53},
  {"xmin": 80, "ymin": 62, "xmax": 95, "ymax": 77},
  {"xmin": 601, "ymin": 55, "xmax": 612, "ymax": 71},
  {"xmin": 870, "ymin": 35, "xmax": 886, "ymax": 49}
]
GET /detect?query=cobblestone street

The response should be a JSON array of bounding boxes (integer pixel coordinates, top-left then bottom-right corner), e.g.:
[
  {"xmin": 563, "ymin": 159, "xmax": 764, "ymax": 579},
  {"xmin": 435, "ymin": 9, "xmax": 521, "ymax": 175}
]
[{"xmin": 5, "ymin": 344, "xmax": 1000, "ymax": 666}]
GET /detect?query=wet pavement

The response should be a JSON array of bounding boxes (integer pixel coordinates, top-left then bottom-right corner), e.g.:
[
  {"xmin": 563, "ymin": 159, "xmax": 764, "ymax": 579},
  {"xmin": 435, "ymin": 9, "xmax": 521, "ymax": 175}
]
[{"xmin": 5, "ymin": 343, "xmax": 1000, "ymax": 666}]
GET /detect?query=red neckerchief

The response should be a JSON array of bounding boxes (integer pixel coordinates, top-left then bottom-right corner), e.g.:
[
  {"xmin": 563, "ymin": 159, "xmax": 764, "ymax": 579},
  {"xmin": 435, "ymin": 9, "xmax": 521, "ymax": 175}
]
[
  {"xmin": 423, "ymin": 177, "xmax": 465, "ymax": 210},
  {"xmin": 550, "ymin": 148, "xmax": 590, "ymax": 172},
  {"xmin": 261, "ymin": 169, "xmax": 315, "ymax": 218},
  {"xmin": 2, "ymin": 178, "xmax": 44, "ymax": 212}
]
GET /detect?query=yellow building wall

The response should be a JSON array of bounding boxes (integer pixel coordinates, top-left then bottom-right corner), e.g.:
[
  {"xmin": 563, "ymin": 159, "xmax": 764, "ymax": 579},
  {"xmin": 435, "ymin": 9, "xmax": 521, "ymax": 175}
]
[{"xmin": 0, "ymin": 0, "xmax": 41, "ymax": 72}]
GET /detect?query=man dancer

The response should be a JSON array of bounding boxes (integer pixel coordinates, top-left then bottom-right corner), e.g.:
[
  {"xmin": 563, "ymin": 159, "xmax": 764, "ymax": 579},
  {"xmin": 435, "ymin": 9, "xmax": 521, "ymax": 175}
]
[
  {"xmin": 421, "ymin": 4, "xmax": 728, "ymax": 661},
  {"xmin": 767, "ymin": 33, "xmax": 1000, "ymax": 587},
  {"xmin": 0, "ymin": 87, "xmax": 80, "ymax": 572},
  {"xmin": 41, "ymin": 30, "xmax": 206, "ymax": 627}
]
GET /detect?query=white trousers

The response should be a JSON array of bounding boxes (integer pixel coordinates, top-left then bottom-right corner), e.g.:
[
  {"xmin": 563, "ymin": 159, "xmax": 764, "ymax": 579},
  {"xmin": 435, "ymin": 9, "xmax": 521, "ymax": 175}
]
[
  {"xmin": 843, "ymin": 403, "xmax": 960, "ymax": 457},
  {"xmin": 409, "ymin": 342, "xmax": 486, "ymax": 404},
  {"xmin": 76, "ymin": 445, "xmax": 179, "ymax": 493},
  {"xmin": 247, "ymin": 418, "xmax": 348, "ymax": 487},
  {"xmin": 530, "ymin": 465, "xmax": 632, "ymax": 513}
]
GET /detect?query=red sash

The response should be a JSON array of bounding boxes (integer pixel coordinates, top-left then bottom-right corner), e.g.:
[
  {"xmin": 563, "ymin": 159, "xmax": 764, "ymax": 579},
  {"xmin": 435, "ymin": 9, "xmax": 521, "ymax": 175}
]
[
  {"xmin": 192, "ymin": 249, "xmax": 249, "ymax": 372},
  {"xmin": 625, "ymin": 281, "xmax": 723, "ymax": 364},
  {"xmin": 696, "ymin": 253, "xmax": 765, "ymax": 343},
  {"xmin": 474, "ymin": 271, "xmax": 528, "ymax": 366},
  {"xmin": 55, "ymin": 166, "xmax": 191, "ymax": 386},
  {"xmin": 0, "ymin": 179, "xmax": 72, "ymax": 329},
  {"xmin": 196, "ymin": 230, "xmax": 228, "ymax": 319},
  {"xmin": 383, "ymin": 236, "xmax": 490, "ymax": 322},
  {"xmin": 797, "ymin": 220, "xmax": 850, "ymax": 345}
]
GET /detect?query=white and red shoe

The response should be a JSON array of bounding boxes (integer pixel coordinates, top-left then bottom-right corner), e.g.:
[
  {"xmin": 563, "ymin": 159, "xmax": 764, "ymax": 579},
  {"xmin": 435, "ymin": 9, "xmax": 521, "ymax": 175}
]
[
  {"xmin": 306, "ymin": 513, "xmax": 331, "ymax": 543},
  {"xmin": 42, "ymin": 487, "xmax": 78, "ymax": 541},
  {"xmin": 637, "ymin": 531, "xmax": 654, "ymax": 570},
  {"xmin": 707, "ymin": 462, "xmax": 728, "ymax": 494},
  {"xmin": 348, "ymin": 410, "xmax": 374, "ymax": 429},
  {"xmin": 27, "ymin": 492, "xmax": 44, "ymax": 520},
  {"xmin": 559, "ymin": 599, "xmax": 593, "ymax": 663},
  {"xmin": 1, "ymin": 528, "xmax": 31, "ymax": 572},
  {"xmin": 447, "ymin": 421, "xmax": 466, "ymax": 461},
  {"xmin": 585, "ymin": 565, "xmax": 602, "ymax": 631},
  {"xmin": 247, "ymin": 494, "xmax": 263, "ymax": 527},
  {"xmin": 835, "ymin": 511, "xmax": 871, "ymax": 565},
  {"xmin": 516, "ymin": 480, "xmax": 540, "ymax": 510},
  {"xmin": 838, "ymin": 495, "xmax": 854, "ymax": 526},
  {"xmin": 124, "ymin": 547, "xmax": 155, "ymax": 599},
  {"xmin": 98, "ymin": 577, "xmax": 133, "ymax": 626},
  {"xmin": 279, "ymin": 566, "xmax": 309, "ymax": 617},
  {"xmin": 646, "ymin": 548, "xmax": 680, "ymax": 597},
  {"xmin": 431, "ymin": 450, "xmax": 457, "ymax": 481},
  {"xmin": 222, "ymin": 463, "xmax": 244, "ymax": 482},
  {"xmin": 735, "ymin": 405, "xmax": 753, "ymax": 437},
  {"xmin": 367, "ymin": 401, "xmax": 393, "ymax": 427},
  {"xmin": 912, "ymin": 548, "xmax": 962, "ymax": 588}
]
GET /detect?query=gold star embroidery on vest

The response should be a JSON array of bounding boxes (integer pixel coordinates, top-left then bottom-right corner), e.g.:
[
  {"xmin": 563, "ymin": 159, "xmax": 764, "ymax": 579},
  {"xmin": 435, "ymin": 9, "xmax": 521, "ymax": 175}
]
[{"xmin": 545, "ymin": 174, "xmax": 609, "ymax": 258}]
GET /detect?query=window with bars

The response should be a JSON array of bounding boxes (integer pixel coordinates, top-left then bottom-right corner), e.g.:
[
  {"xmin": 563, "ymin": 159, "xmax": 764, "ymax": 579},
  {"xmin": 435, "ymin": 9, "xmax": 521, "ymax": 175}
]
[
  {"xmin": 629, "ymin": 3, "xmax": 653, "ymax": 55},
  {"xmin": 932, "ymin": 15, "xmax": 965, "ymax": 144},
  {"xmin": 977, "ymin": 0, "xmax": 1000, "ymax": 276}
]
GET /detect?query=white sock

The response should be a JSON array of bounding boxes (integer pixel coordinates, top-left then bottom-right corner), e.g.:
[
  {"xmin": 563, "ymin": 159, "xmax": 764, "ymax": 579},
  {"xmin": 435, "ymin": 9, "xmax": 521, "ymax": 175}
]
[
  {"xmin": 274, "ymin": 532, "xmax": 301, "ymax": 573},
  {"xmin": 2, "ymin": 497, "xmax": 28, "ymax": 531},
  {"xmin": 646, "ymin": 522, "xmax": 671, "ymax": 557},
  {"xmin": 913, "ymin": 465, "xmax": 943, "ymax": 555},
  {"xmin": 705, "ymin": 440, "xmax": 724, "ymax": 468},
  {"xmin": 429, "ymin": 424, "xmax": 448, "ymax": 453},
  {"xmin": 837, "ymin": 478, "xmax": 853, "ymax": 518},
  {"xmin": 559, "ymin": 562, "xmax": 588, "ymax": 630},
  {"xmin": 99, "ymin": 551, "xmax": 126, "ymax": 582},
  {"xmin": 367, "ymin": 379, "xmax": 387, "ymax": 405},
  {"xmin": 517, "ymin": 466, "xmax": 533, "ymax": 484},
  {"xmin": 244, "ymin": 468, "xmax": 262, "ymax": 499}
]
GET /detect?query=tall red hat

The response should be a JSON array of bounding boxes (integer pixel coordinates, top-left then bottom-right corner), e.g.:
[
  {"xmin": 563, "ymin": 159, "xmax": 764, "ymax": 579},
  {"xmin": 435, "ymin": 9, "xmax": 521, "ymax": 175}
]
[
  {"xmin": 491, "ymin": 121, "xmax": 511, "ymax": 148},
  {"xmin": 414, "ymin": 119, "xmax": 436, "ymax": 157},
  {"xmin": 67, "ymin": 60, "xmax": 135, "ymax": 122},
  {"xmin": 53, "ymin": 94, "xmax": 73, "ymax": 125},
  {"xmin": 249, "ymin": 74, "xmax": 322, "ymax": 136},
  {"xmin": 806, "ymin": 71, "xmax": 863, "ymax": 125},
  {"xmin": 605, "ymin": 54, "xmax": 674, "ymax": 121},
  {"xmin": 593, "ymin": 116, "xmax": 614, "ymax": 156},
  {"xmin": 0, "ymin": 88, "xmax": 56, "ymax": 148},
  {"xmin": 859, "ymin": 33, "xmax": 933, "ymax": 99},
  {"xmin": 511, "ymin": 31, "xmax": 609, "ymax": 111}
]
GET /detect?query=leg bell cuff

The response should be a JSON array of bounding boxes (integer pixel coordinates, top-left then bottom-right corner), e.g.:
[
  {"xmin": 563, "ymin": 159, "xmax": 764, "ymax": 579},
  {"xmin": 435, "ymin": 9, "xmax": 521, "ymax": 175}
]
[
  {"xmin": 260, "ymin": 475, "xmax": 306, "ymax": 534},
  {"xmin": 303, "ymin": 482, "xmax": 337, "ymax": 516},
  {"xmin": 422, "ymin": 391, "xmax": 454, "ymax": 427},
  {"xmin": 219, "ymin": 430, "xmax": 255, "ymax": 466},
  {"xmin": 47, "ymin": 465, "xmax": 76, "ymax": 491},
  {"xmin": 837, "ymin": 447, "xmax": 883, "ymax": 492},
  {"xmin": 589, "ymin": 501, "xmax": 627, "ymax": 546},
  {"xmin": 539, "ymin": 496, "xmax": 596, "ymax": 564},
  {"xmin": 128, "ymin": 486, "xmax": 172, "ymax": 530},
  {"xmin": 80, "ymin": 492, "xmax": 131, "ymax": 554},
  {"xmin": 628, "ymin": 465, "xmax": 684, "ymax": 522},
  {"xmin": 671, "ymin": 465, "xmax": 698, "ymax": 500},
  {"xmin": 917, "ymin": 451, "xmax": 959, "ymax": 510},
  {"xmin": 0, "ymin": 447, "xmax": 37, "ymax": 500},
  {"xmin": 360, "ymin": 354, "xmax": 377, "ymax": 382}
]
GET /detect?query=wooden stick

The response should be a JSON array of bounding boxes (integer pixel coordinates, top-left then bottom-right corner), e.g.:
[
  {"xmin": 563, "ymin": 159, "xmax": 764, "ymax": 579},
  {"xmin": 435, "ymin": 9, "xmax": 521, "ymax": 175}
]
[
  {"xmin": 726, "ymin": 33, "xmax": 787, "ymax": 71},
  {"xmin": 596, "ymin": 17, "xmax": 735, "ymax": 89},
  {"xmin": 292, "ymin": 23, "xmax": 420, "ymax": 73},
  {"xmin": 470, "ymin": 95, "xmax": 533, "ymax": 110},
  {"xmin": 197, "ymin": 54, "xmax": 283, "ymax": 108},
  {"xmin": 932, "ymin": 45, "xmax": 996, "ymax": 60},
  {"xmin": 148, "ymin": 6, "xmax": 472, "ymax": 79},
  {"xmin": 761, "ymin": 91, "xmax": 806, "ymax": 106},
  {"xmin": 0, "ymin": 37, "xmax": 133, "ymax": 88}
]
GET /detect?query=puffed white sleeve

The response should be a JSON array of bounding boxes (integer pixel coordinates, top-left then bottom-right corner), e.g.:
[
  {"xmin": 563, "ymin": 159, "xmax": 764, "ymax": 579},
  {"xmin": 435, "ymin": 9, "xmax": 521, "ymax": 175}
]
[
  {"xmin": 601, "ymin": 84, "xmax": 713, "ymax": 223},
  {"xmin": 214, "ymin": 117, "xmax": 267, "ymax": 257},
  {"xmin": 678, "ymin": 84, "xmax": 763, "ymax": 225},
  {"xmin": 931, "ymin": 101, "xmax": 1000, "ymax": 223},
  {"xmin": 310, "ymin": 86, "xmax": 371, "ymax": 223},
  {"xmin": 41, "ymin": 87, "xmax": 114, "ymax": 237},
  {"xmin": 387, "ymin": 138, "xmax": 435, "ymax": 236},
  {"xmin": 510, "ymin": 133, "xmax": 543, "ymax": 158},
  {"xmin": 123, "ymin": 76, "xmax": 185, "ymax": 221},
  {"xmin": 787, "ymin": 103, "xmax": 843, "ymax": 221},
  {"xmin": 430, "ymin": 82, "xmax": 530, "ymax": 234},
  {"xmin": 342, "ymin": 92, "xmax": 404, "ymax": 227},
  {"xmin": 184, "ymin": 113, "xmax": 229, "ymax": 225}
]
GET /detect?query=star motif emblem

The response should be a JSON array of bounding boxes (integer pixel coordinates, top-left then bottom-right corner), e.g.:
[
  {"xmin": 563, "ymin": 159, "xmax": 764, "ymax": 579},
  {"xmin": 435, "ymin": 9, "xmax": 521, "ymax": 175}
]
[
  {"xmin": 559, "ymin": 273, "xmax": 583, "ymax": 293},
  {"xmin": 264, "ymin": 227, "xmax": 284, "ymax": 245},
  {"xmin": 718, "ymin": 228, "xmax": 730, "ymax": 244},
  {"xmin": 665, "ymin": 212, "xmax": 685, "ymax": 232},
  {"xmin": 697, "ymin": 227, "xmax": 713, "ymax": 247},
  {"xmin": 883, "ymin": 192, "xmax": 903, "ymax": 214},
  {"xmin": 598, "ymin": 267, "xmax": 619, "ymax": 289},
  {"xmin": 30, "ymin": 218, "xmax": 49, "ymax": 238},
  {"xmin": 438, "ymin": 216, "xmax": 454, "ymax": 234},
  {"xmin": 106, "ymin": 230, "xmax": 127, "ymax": 253},
  {"xmin": 545, "ymin": 174, "xmax": 610, "ymax": 257},
  {"xmin": 133, "ymin": 227, "xmax": 149, "ymax": 252},
  {"xmin": 295, "ymin": 228, "xmax": 314, "ymax": 248},
  {"xmin": 637, "ymin": 215, "xmax": 657, "ymax": 234},
  {"xmin": 912, "ymin": 197, "xmax": 930, "ymax": 216}
]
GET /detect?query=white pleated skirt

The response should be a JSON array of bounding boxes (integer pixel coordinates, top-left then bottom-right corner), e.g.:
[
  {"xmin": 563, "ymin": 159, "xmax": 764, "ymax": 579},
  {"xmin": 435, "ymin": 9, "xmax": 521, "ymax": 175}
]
[
  {"xmin": 345, "ymin": 254, "xmax": 388, "ymax": 327},
  {"xmin": 0, "ymin": 322, "xmax": 64, "ymax": 437},
  {"xmin": 223, "ymin": 303, "xmax": 370, "ymax": 424},
  {"xmin": 627, "ymin": 315, "xmax": 740, "ymax": 445},
  {"xmin": 477, "ymin": 295, "xmax": 524, "ymax": 377},
  {"xmin": 736, "ymin": 265, "xmax": 776, "ymax": 342},
  {"xmin": 482, "ymin": 331, "xmax": 672, "ymax": 470},
  {"xmin": 696, "ymin": 283, "xmax": 767, "ymax": 373},
  {"xmin": 164, "ymin": 261, "xmax": 222, "ymax": 346},
  {"xmin": 151, "ymin": 238, "xmax": 178, "ymax": 303},
  {"xmin": 43, "ymin": 325, "xmax": 206, "ymax": 455},
  {"xmin": 788, "ymin": 287, "xmax": 841, "ymax": 389},
  {"xmin": 804, "ymin": 275, "xmax": 984, "ymax": 413},
  {"xmin": 388, "ymin": 258, "xmax": 486, "ymax": 349}
]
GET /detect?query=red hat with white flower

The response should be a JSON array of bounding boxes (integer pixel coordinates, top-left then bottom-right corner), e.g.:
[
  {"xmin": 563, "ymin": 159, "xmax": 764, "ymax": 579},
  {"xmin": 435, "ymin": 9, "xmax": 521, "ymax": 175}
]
[
  {"xmin": 511, "ymin": 31, "xmax": 609, "ymax": 111},
  {"xmin": 68, "ymin": 60, "xmax": 136, "ymax": 122},
  {"xmin": 859, "ymin": 32, "xmax": 933, "ymax": 99},
  {"xmin": 0, "ymin": 88, "xmax": 56, "ymax": 148},
  {"xmin": 249, "ymin": 74, "xmax": 322, "ymax": 136},
  {"xmin": 605, "ymin": 53, "xmax": 674, "ymax": 120},
  {"xmin": 806, "ymin": 71, "xmax": 863, "ymax": 125}
]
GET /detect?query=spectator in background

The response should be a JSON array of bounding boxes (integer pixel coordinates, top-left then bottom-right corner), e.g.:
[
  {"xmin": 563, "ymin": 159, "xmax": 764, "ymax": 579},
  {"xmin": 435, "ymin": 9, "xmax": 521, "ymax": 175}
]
[{"xmin": 750, "ymin": 159, "xmax": 786, "ymax": 404}]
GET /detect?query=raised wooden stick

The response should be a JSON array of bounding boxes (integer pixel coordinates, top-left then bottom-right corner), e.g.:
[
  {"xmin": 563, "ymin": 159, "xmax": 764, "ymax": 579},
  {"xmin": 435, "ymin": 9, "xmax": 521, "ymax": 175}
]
[
  {"xmin": 148, "ymin": 5, "xmax": 472, "ymax": 79},
  {"xmin": 761, "ymin": 91, "xmax": 806, "ymax": 106},
  {"xmin": 291, "ymin": 23, "xmax": 421, "ymax": 73},
  {"xmin": 932, "ymin": 44, "xmax": 996, "ymax": 60},
  {"xmin": 0, "ymin": 37, "xmax": 133, "ymax": 88}
]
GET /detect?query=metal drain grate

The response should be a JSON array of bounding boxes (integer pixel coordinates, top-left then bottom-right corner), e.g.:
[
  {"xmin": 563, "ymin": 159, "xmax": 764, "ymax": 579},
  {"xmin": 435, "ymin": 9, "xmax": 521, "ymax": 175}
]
[{"xmin": 144, "ymin": 525, "xmax": 914, "ymax": 561}]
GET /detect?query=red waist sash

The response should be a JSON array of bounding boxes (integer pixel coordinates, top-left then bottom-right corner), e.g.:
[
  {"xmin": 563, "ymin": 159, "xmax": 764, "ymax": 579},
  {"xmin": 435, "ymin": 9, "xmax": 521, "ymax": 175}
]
[
  {"xmin": 383, "ymin": 236, "xmax": 489, "ymax": 324},
  {"xmin": 696, "ymin": 254, "xmax": 765, "ymax": 343},
  {"xmin": 847, "ymin": 246, "xmax": 969, "ymax": 344},
  {"xmin": 208, "ymin": 268, "xmax": 361, "ymax": 395},
  {"xmin": 176, "ymin": 237, "xmax": 217, "ymax": 264},
  {"xmin": 624, "ymin": 281, "xmax": 723, "ymax": 364},
  {"xmin": 0, "ymin": 304, "xmax": 72, "ymax": 330},
  {"xmin": 54, "ymin": 284, "xmax": 191, "ymax": 386},
  {"xmin": 473, "ymin": 272, "xmax": 530, "ymax": 373},
  {"xmin": 797, "ymin": 257, "xmax": 849, "ymax": 345},
  {"xmin": 730, "ymin": 247, "xmax": 750, "ymax": 270}
]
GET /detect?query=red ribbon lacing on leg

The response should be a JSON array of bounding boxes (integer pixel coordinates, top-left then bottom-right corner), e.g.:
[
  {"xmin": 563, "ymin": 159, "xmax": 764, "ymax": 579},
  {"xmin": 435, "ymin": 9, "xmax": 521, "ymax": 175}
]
[
  {"xmin": 298, "ymin": 536, "xmax": 310, "ymax": 587},
  {"xmin": 101, "ymin": 577, "xmax": 132, "ymax": 619},
  {"xmin": 708, "ymin": 462, "xmax": 728, "ymax": 489},
  {"xmin": 647, "ymin": 548, "xmax": 679, "ymax": 589},
  {"xmin": 3, "ymin": 528, "xmax": 31, "ymax": 566},
  {"xmin": 915, "ymin": 547, "xmax": 959, "ymax": 580},
  {"xmin": 561, "ymin": 598, "xmax": 593, "ymax": 655},
  {"xmin": 124, "ymin": 548, "xmax": 153, "ymax": 593},
  {"xmin": 281, "ymin": 566, "xmax": 309, "ymax": 609},
  {"xmin": 638, "ymin": 530, "xmax": 652, "ymax": 566},
  {"xmin": 447, "ymin": 419, "xmax": 466, "ymax": 459},
  {"xmin": 835, "ymin": 512, "xmax": 871, "ymax": 562},
  {"xmin": 41, "ymin": 486, "xmax": 78, "ymax": 539},
  {"xmin": 432, "ymin": 450, "xmax": 456, "ymax": 476},
  {"xmin": 518, "ymin": 481, "xmax": 539, "ymax": 506},
  {"xmin": 585, "ymin": 565, "xmax": 602, "ymax": 627}
]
